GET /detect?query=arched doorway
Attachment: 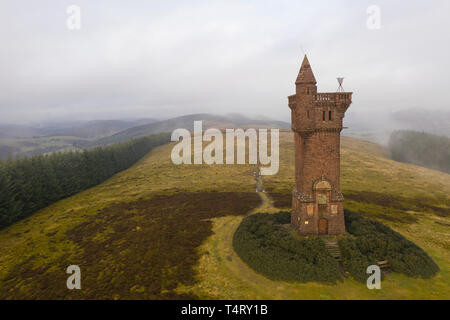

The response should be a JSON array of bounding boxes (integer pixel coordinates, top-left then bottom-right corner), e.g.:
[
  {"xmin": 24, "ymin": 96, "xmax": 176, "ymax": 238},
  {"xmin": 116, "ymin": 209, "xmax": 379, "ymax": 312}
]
[{"xmin": 319, "ymin": 218, "xmax": 328, "ymax": 235}]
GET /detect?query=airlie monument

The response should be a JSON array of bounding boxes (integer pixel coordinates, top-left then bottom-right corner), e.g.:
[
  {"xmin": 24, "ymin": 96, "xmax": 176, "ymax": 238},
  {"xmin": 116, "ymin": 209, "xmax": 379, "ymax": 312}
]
[{"xmin": 288, "ymin": 55, "xmax": 353, "ymax": 235}]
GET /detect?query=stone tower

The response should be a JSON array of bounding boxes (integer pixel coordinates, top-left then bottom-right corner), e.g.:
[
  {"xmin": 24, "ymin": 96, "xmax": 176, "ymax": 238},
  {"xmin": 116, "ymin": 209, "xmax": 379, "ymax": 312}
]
[{"xmin": 288, "ymin": 55, "xmax": 352, "ymax": 235}]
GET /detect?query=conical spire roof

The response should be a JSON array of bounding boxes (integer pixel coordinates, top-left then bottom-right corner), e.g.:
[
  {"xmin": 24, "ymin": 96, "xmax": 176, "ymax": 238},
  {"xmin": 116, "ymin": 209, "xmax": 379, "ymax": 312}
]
[{"xmin": 296, "ymin": 55, "xmax": 316, "ymax": 84}]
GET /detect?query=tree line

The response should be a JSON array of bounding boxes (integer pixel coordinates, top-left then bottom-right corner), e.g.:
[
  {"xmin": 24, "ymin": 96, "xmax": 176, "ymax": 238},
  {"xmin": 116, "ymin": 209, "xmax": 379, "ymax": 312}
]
[
  {"xmin": 389, "ymin": 130, "xmax": 450, "ymax": 174},
  {"xmin": 0, "ymin": 132, "xmax": 170, "ymax": 230}
]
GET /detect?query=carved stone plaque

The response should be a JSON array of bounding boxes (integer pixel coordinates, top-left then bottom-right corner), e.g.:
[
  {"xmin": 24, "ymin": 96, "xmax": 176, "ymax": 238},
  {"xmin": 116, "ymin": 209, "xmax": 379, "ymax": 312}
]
[
  {"xmin": 331, "ymin": 205, "xmax": 338, "ymax": 214},
  {"xmin": 318, "ymin": 193, "xmax": 327, "ymax": 205}
]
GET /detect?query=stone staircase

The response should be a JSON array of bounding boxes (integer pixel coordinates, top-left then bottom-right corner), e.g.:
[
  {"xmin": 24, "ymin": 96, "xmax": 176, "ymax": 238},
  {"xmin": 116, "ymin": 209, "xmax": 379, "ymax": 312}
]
[
  {"xmin": 323, "ymin": 238, "xmax": 341, "ymax": 261},
  {"xmin": 323, "ymin": 238, "xmax": 348, "ymax": 277}
]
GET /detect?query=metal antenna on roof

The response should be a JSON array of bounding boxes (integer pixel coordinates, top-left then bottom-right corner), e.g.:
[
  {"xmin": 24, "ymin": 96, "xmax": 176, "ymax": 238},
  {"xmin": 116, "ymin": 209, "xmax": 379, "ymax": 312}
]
[{"xmin": 337, "ymin": 77, "xmax": 345, "ymax": 92}]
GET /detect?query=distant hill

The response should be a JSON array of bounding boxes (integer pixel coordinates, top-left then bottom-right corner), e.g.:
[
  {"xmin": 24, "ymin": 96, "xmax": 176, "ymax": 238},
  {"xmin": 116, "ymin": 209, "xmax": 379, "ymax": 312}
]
[
  {"xmin": 0, "ymin": 118, "xmax": 158, "ymax": 159},
  {"xmin": 391, "ymin": 109, "xmax": 450, "ymax": 137},
  {"xmin": 0, "ymin": 124, "xmax": 41, "ymax": 139},
  {"xmin": 389, "ymin": 130, "xmax": 450, "ymax": 173},
  {"xmin": 0, "ymin": 114, "xmax": 288, "ymax": 159},
  {"xmin": 81, "ymin": 114, "xmax": 290, "ymax": 148},
  {"xmin": 0, "ymin": 145, "xmax": 20, "ymax": 160},
  {"xmin": 37, "ymin": 119, "xmax": 159, "ymax": 139},
  {"xmin": 0, "ymin": 118, "xmax": 158, "ymax": 140},
  {"xmin": 344, "ymin": 109, "xmax": 449, "ymax": 145}
]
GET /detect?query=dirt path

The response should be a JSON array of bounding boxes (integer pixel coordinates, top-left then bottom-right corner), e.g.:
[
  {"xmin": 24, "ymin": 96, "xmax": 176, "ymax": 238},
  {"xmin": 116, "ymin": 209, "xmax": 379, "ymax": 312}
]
[
  {"xmin": 174, "ymin": 170, "xmax": 287, "ymax": 298},
  {"xmin": 251, "ymin": 192, "xmax": 279, "ymax": 214},
  {"xmin": 175, "ymin": 175, "xmax": 354, "ymax": 299},
  {"xmin": 176, "ymin": 190, "xmax": 361, "ymax": 299},
  {"xmin": 176, "ymin": 190, "xmax": 287, "ymax": 299}
]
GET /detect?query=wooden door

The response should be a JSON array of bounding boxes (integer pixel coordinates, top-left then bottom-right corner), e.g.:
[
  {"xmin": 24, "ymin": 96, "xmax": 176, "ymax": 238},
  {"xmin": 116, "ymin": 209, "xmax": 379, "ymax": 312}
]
[{"xmin": 319, "ymin": 218, "xmax": 328, "ymax": 235}]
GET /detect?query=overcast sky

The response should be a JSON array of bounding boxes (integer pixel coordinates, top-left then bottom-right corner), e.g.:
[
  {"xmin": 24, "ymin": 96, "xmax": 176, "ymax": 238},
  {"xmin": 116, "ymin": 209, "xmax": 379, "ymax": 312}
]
[{"xmin": 0, "ymin": 0, "xmax": 449, "ymax": 124}]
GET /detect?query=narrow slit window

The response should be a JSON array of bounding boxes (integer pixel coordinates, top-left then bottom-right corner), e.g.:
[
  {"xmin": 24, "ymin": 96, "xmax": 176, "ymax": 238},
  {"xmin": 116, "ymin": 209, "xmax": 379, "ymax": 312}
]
[
  {"xmin": 307, "ymin": 110, "xmax": 310, "ymax": 119},
  {"xmin": 329, "ymin": 111, "xmax": 332, "ymax": 120},
  {"xmin": 322, "ymin": 111, "xmax": 326, "ymax": 121}
]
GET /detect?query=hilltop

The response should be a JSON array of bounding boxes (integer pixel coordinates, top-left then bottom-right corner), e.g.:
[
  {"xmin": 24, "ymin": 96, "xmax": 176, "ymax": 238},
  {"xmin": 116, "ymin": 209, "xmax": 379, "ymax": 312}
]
[{"xmin": 0, "ymin": 133, "xmax": 448, "ymax": 299}]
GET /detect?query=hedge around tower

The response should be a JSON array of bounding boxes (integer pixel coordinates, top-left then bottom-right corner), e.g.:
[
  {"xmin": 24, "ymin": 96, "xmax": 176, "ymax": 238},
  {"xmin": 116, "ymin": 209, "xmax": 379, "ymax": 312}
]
[
  {"xmin": 233, "ymin": 212, "xmax": 342, "ymax": 284},
  {"xmin": 233, "ymin": 211, "xmax": 439, "ymax": 284}
]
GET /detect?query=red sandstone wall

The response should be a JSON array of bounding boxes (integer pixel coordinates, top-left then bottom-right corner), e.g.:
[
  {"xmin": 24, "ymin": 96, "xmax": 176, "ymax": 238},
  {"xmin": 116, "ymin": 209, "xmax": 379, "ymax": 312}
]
[
  {"xmin": 296, "ymin": 131, "xmax": 341, "ymax": 198},
  {"xmin": 290, "ymin": 79, "xmax": 350, "ymax": 235}
]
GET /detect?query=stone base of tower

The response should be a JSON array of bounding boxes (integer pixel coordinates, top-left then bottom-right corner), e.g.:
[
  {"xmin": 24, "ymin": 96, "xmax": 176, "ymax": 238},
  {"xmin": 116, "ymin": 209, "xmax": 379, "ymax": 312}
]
[{"xmin": 291, "ymin": 195, "xmax": 346, "ymax": 236}]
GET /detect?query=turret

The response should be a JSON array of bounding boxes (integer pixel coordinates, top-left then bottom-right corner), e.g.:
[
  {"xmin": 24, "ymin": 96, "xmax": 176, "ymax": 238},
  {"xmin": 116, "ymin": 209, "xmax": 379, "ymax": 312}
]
[
  {"xmin": 288, "ymin": 55, "xmax": 352, "ymax": 134},
  {"xmin": 295, "ymin": 55, "xmax": 317, "ymax": 94},
  {"xmin": 289, "ymin": 55, "xmax": 318, "ymax": 132}
]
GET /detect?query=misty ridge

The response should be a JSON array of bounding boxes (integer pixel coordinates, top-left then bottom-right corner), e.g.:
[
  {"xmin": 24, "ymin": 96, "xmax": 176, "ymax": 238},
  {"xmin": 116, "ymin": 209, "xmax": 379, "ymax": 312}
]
[
  {"xmin": 389, "ymin": 131, "xmax": 450, "ymax": 174},
  {"xmin": 343, "ymin": 108, "xmax": 450, "ymax": 145},
  {"xmin": 0, "ymin": 118, "xmax": 158, "ymax": 160},
  {"xmin": 0, "ymin": 109, "xmax": 448, "ymax": 163},
  {"xmin": 0, "ymin": 113, "xmax": 291, "ymax": 160},
  {"xmin": 0, "ymin": 118, "xmax": 159, "ymax": 139}
]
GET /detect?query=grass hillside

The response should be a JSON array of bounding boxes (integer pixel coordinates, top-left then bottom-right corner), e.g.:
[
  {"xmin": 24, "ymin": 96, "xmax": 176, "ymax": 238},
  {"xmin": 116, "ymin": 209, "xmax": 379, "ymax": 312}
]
[{"xmin": 0, "ymin": 132, "xmax": 448, "ymax": 299}]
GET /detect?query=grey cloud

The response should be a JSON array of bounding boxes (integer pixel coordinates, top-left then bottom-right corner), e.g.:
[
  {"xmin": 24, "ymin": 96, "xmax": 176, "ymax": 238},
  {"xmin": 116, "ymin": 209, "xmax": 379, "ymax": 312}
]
[{"xmin": 0, "ymin": 0, "xmax": 449, "ymax": 124}]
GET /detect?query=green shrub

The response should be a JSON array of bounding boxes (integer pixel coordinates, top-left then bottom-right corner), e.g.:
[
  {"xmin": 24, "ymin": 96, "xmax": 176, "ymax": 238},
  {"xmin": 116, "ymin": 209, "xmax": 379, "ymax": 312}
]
[
  {"xmin": 340, "ymin": 210, "xmax": 439, "ymax": 281},
  {"xmin": 233, "ymin": 212, "xmax": 341, "ymax": 284},
  {"xmin": 234, "ymin": 211, "xmax": 439, "ymax": 284},
  {"xmin": 339, "ymin": 237, "xmax": 370, "ymax": 282}
]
